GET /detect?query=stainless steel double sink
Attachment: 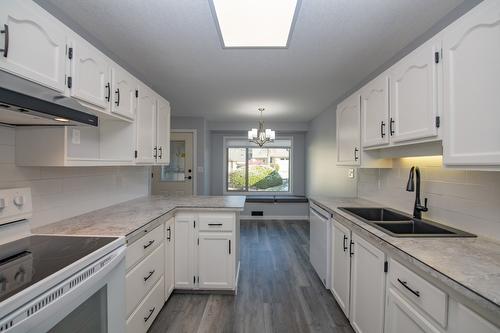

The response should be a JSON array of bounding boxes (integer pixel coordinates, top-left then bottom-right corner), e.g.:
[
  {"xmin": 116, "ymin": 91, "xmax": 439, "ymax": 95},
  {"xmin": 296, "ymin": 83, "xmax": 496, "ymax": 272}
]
[{"xmin": 339, "ymin": 207, "xmax": 475, "ymax": 238}]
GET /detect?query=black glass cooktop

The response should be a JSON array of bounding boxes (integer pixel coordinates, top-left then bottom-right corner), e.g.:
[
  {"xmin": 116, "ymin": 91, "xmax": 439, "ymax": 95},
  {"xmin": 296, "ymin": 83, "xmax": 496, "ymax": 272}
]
[{"xmin": 0, "ymin": 235, "xmax": 117, "ymax": 303}]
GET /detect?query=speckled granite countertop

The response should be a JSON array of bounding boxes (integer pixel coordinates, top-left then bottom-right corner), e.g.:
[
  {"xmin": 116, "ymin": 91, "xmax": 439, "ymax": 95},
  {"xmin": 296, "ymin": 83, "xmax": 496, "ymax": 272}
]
[
  {"xmin": 310, "ymin": 196, "xmax": 500, "ymax": 316},
  {"xmin": 33, "ymin": 195, "xmax": 246, "ymax": 237}
]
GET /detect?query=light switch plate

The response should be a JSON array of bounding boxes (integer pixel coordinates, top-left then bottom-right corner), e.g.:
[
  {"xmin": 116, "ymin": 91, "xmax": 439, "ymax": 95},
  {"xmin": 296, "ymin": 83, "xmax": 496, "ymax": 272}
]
[
  {"xmin": 348, "ymin": 168, "xmax": 355, "ymax": 179},
  {"xmin": 71, "ymin": 128, "xmax": 81, "ymax": 144}
]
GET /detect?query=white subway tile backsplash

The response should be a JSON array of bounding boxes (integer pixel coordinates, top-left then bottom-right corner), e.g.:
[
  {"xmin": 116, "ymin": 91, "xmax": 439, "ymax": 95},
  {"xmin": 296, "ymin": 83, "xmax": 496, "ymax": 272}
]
[
  {"xmin": 359, "ymin": 158, "xmax": 500, "ymax": 241},
  {"xmin": 0, "ymin": 125, "xmax": 149, "ymax": 229}
]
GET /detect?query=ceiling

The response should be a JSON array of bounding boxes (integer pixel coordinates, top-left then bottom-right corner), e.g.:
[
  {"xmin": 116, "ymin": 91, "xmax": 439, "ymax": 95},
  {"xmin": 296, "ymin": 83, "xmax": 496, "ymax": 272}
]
[{"xmin": 38, "ymin": 0, "xmax": 464, "ymax": 121}]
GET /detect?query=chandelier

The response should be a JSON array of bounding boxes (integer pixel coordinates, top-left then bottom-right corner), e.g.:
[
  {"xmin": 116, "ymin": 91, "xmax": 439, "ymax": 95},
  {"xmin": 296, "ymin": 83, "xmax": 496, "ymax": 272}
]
[{"xmin": 248, "ymin": 108, "xmax": 275, "ymax": 147}]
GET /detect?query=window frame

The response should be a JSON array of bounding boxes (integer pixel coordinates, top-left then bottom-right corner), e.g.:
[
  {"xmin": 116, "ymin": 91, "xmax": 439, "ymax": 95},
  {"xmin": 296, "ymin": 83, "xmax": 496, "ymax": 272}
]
[{"xmin": 223, "ymin": 136, "xmax": 293, "ymax": 195}]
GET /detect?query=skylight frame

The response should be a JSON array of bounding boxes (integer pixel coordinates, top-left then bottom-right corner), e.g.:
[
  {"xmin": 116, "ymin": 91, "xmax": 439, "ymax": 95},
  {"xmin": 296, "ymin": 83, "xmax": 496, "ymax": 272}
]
[{"xmin": 208, "ymin": 0, "xmax": 302, "ymax": 49}]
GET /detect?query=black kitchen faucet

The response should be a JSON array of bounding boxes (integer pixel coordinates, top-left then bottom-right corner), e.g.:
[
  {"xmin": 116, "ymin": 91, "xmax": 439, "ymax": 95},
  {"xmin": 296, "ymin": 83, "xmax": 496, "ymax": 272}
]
[{"xmin": 406, "ymin": 166, "xmax": 428, "ymax": 219}]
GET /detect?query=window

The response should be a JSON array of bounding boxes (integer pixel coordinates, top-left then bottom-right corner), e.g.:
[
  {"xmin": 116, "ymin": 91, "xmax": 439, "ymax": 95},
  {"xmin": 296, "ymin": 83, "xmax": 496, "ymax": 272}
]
[{"xmin": 226, "ymin": 138, "xmax": 291, "ymax": 192}]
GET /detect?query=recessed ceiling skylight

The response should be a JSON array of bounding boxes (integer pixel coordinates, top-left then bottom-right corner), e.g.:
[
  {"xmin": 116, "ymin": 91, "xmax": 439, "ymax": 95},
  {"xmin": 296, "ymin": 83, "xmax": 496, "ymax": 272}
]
[{"xmin": 210, "ymin": 0, "xmax": 299, "ymax": 48}]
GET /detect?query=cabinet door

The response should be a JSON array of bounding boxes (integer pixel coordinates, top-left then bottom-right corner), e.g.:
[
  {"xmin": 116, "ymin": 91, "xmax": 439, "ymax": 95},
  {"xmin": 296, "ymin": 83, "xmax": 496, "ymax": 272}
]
[
  {"xmin": 385, "ymin": 288, "xmax": 441, "ymax": 333},
  {"xmin": 361, "ymin": 75, "xmax": 390, "ymax": 148},
  {"xmin": 350, "ymin": 232, "xmax": 386, "ymax": 333},
  {"xmin": 449, "ymin": 302, "xmax": 500, "ymax": 333},
  {"xmin": 136, "ymin": 86, "xmax": 157, "ymax": 164},
  {"xmin": 442, "ymin": 0, "xmax": 500, "ymax": 165},
  {"xmin": 174, "ymin": 215, "xmax": 196, "ymax": 289},
  {"xmin": 156, "ymin": 97, "xmax": 171, "ymax": 165},
  {"xmin": 331, "ymin": 221, "xmax": 351, "ymax": 318},
  {"xmin": 198, "ymin": 232, "xmax": 234, "ymax": 290},
  {"xmin": 111, "ymin": 65, "xmax": 136, "ymax": 120},
  {"xmin": 70, "ymin": 36, "xmax": 110, "ymax": 109},
  {"xmin": 164, "ymin": 218, "xmax": 175, "ymax": 300},
  {"xmin": 391, "ymin": 37, "xmax": 441, "ymax": 143},
  {"xmin": 337, "ymin": 93, "xmax": 361, "ymax": 166},
  {"xmin": 0, "ymin": 1, "xmax": 66, "ymax": 92}
]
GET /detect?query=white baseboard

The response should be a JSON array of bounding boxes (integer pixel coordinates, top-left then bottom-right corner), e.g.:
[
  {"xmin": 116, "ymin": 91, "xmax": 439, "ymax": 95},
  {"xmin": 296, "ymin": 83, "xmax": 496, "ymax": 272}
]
[{"xmin": 240, "ymin": 215, "xmax": 309, "ymax": 221}]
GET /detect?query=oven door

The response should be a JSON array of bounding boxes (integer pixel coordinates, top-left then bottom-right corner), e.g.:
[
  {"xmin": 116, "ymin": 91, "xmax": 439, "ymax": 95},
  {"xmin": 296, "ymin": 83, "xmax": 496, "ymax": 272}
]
[{"xmin": 3, "ymin": 246, "xmax": 125, "ymax": 333}]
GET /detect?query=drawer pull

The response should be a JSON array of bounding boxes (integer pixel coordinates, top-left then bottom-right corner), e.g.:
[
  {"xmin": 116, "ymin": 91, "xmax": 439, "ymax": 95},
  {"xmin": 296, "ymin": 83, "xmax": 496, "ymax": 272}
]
[
  {"xmin": 143, "ymin": 240, "xmax": 155, "ymax": 249},
  {"xmin": 208, "ymin": 223, "xmax": 223, "ymax": 226},
  {"xmin": 398, "ymin": 278, "xmax": 420, "ymax": 297},
  {"xmin": 144, "ymin": 307, "xmax": 156, "ymax": 322},
  {"xmin": 143, "ymin": 270, "xmax": 155, "ymax": 282},
  {"xmin": 167, "ymin": 226, "xmax": 171, "ymax": 241}
]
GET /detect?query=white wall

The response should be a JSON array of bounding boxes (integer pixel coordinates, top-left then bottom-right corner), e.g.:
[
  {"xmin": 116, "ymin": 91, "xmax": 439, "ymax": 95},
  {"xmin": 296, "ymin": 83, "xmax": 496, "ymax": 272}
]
[
  {"xmin": 358, "ymin": 156, "xmax": 500, "ymax": 241},
  {"xmin": 0, "ymin": 126, "xmax": 149, "ymax": 229},
  {"xmin": 306, "ymin": 104, "xmax": 357, "ymax": 198}
]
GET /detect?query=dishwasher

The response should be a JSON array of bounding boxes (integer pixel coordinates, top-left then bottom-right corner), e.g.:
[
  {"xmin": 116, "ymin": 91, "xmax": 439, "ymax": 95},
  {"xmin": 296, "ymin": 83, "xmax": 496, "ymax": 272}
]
[{"xmin": 309, "ymin": 202, "xmax": 332, "ymax": 289}]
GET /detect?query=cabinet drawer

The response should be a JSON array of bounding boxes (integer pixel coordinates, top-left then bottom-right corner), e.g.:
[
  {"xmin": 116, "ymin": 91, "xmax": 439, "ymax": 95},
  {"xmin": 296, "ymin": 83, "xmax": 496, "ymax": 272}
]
[
  {"xmin": 389, "ymin": 259, "xmax": 448, "ymax": 327},
  {"xmin": 126, "ymin": 224, "xmax": 164, "ymax": 269},
  {"xmin": 198, "ymin": 213, "xmax": 234, "ymax": 231},
  {"xmin": 126, "ymin": 276, "xmax": 164, "ymax": 333},
  {"xmin": 126, "ymin": 243, "xmax": 164, "ymax": 316}
]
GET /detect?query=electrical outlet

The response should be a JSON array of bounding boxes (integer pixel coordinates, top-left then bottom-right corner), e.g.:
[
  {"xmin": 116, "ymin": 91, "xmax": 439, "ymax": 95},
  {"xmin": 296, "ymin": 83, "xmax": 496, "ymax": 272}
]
[{"xmin": 348, "ymin": 168, "xmax": 355, "ymax": 179}]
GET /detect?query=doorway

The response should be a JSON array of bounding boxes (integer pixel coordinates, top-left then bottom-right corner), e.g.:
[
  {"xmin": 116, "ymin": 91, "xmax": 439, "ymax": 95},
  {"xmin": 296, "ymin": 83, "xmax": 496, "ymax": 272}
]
[{"xmin": 152, "ymin": 131, "xmax": 196, "ymax": 195}]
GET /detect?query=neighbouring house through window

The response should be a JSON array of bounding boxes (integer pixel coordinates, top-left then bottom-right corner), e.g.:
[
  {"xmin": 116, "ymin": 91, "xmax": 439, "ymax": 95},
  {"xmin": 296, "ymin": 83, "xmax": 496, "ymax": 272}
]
[{"xmin": 225, "ymin": 138, "xmax": 292, "ymax": 193}]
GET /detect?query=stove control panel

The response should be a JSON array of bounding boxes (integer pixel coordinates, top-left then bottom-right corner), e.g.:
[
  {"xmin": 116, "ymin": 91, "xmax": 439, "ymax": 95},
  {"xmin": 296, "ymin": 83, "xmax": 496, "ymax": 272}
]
[{"xmin": 0, "ymin": 188, "xmax": 32, "ymax": 226}]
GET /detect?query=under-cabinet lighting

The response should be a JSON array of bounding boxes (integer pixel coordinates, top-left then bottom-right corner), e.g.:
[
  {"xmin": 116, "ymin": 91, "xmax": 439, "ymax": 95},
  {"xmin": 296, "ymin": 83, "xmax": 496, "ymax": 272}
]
[
  {"xmin": 210, "ymin": 0, "xmax": 299, "ymax": 48},
  {"xmin": 54, "ymin": 117, "xmax": 69, "ymax": 122}
]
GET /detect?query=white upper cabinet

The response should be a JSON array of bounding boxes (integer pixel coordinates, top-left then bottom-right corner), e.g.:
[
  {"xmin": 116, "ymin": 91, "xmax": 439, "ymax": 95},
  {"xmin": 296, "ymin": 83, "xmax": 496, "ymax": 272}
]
[
  {"xmin": 70, "ymin": 35, "xmax": 110, "ymax": 110},
  {"xmin": 390, "ymin": 36, "xmax": 441, "ymax": 143},
  {"xmin": 0, "ymin": 1, "xmax": 66, "ymax": 92},
  {"xmin": 156, "ymin": 97, "xmax": 171, "ymax": 165},
  {"xmin": 337, "ymin": 93, "xmax": 361, "ymax": 166},
  {"xmin": 442, "ymin": 0, "xmax": 500, "ymax": 166},
  {"xmin": 361, "ymin": 74, "xmax": 390, "ymax": 148},
  {"xmin": 111, "ymin": 65, "xmax": 137, "ymax": 120},
  {"xmin": 135, "ymin": 85, "xmax": 157, "ymax": 164}
]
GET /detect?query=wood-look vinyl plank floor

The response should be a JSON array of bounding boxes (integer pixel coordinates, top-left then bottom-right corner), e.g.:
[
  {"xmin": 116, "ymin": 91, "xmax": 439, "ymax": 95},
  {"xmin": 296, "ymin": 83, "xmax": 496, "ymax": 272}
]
[{"xmin": 148, "ymin": 220, "xmax": 354, "ymax": 333}]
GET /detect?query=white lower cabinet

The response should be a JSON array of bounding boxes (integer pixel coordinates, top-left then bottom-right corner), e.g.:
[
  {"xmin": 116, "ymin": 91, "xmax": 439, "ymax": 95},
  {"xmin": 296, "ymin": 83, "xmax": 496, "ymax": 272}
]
[
  {"xmin": 164, "ymin": 217, "xmax": 175, "ymax": 300},
  {"xmin": 126, "ymin": 243, "xmax": 164, "ymax": 316},
  {"xmin": 330, "ymin": 222, "xmax": 386, "ymax": 332},
  {"xmin": 331, "ymin": 220, "xmax": 351, "ymax": 317},
  {"xmin": 349, "ymin": 232, "xmax": 386, "ymax": 333},
  {"xmin": 198, "ymin": 232, "xmax": 234, "ymax": 289},
  {"xmin": 175, "ymin": 212, "xmax": 238, "ymax": 291},
  {"xmin": 126, "ymin": 276, "xmax": 165, "ymax": 333},
  {"xmin": 125, "ymin": 221, "xmax": 165, "ymax": 333},
  {"xmin": 329, "ymin": 217, "xmax": 499, "ymax": 333},
  {"xmin": 448, "ymin": 301, "xmax": 500, "ymax": 333},
  {"xmin": 174, "ymin": 213, "xmax": 196, "ymax": 289},
  {"xmin": 385, "ymin": 287, "xmax": 441, "ymax": 333}
]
